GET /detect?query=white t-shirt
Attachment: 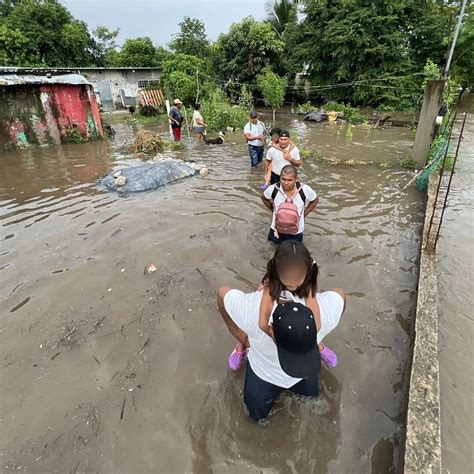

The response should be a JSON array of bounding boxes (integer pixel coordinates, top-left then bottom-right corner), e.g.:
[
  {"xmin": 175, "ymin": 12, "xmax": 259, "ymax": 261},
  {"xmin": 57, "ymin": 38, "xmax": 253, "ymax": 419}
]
[
  {"xmin": 263, "ymin": 183, "xmax": 317, "ymax": 234},
  {"xmin": 266, "ymin": 146, "xmax": 301, "ymax": 175},
  {"xmin": 192, "ymin": 110, "xmax": 203, "ymax": 127},
  {"xmin": 224, "ymin": 289, "xmax": 345, "ymax": 388},
  {"xmin": 244, "ymin": 121, "xmax": 265, "ymax": 146}
]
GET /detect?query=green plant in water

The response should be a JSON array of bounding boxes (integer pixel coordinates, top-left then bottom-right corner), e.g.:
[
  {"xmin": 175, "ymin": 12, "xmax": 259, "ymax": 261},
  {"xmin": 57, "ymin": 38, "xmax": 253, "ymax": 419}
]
[
  {"xmin": 297, "ymin": 101, "xmax": 316, "ymax": 113},
  {"xmin": 398, "ymin": 157, "xmax": 418, "ymax": 171},
  {"xmin": 201, "ymin": 88, "xmax": 249, "ymax": 131},
  {"xmin": 325, "ymin": 102, "xmax": 367, "ymax": 123},
  {"xmin": 169, "ymin": 141, "xmax": 186, "ymax": 150},
  {"xmin": 65, "ymin": 125, "xmax": 87, "ymax": 143},
  {"xmin": 345, "ymin": 125, "xmax": 353, "ymax": 140},
  {"xmin": 379, "ymin": 161, "xmax": 392, "ymax": 170},
  {"xmin": 300, "ymin": 148, "xmax": 314, "ymax": 159}
]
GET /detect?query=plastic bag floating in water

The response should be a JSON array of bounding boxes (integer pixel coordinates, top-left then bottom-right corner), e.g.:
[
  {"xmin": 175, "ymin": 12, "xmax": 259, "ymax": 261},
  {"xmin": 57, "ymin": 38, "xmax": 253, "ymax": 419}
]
[{"xmin": 99, "ymin": 158, "xmax": 198, "ymax": 193}]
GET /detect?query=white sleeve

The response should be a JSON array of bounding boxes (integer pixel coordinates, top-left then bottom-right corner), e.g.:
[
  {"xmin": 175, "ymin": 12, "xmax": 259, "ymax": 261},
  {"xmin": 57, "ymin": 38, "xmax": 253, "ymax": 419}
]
[
  {"xmin": 264, "ymin": 184, "xmax": 276, "ymax": 200},
  {"xmin": 292, "ymin": 147, "xmax": 301, "ymax": 161},
  {"xmin": 244, "ymin": 123, "xmax": 250, "ymax": 134},
  {"xmin": 223, "ymin": 289, "xmax": 254, "ymax": 334},
  {"xmin": 265, "ymin": 148, "xmax": 273, "ymax": 161},
  {"xmin": 303, "ymin": 184, "xmax": 317, "ymax": 202}
]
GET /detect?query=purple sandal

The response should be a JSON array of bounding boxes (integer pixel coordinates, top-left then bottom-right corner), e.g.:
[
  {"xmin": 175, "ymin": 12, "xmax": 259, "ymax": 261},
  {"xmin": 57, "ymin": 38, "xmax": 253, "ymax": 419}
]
[
  {"xmin": 228, "ymin": 346, "xmax": 247, "ymax": 370},
  {"xmin": 320, "ymin": 344, "xmax": 338, "ymax": 368}
]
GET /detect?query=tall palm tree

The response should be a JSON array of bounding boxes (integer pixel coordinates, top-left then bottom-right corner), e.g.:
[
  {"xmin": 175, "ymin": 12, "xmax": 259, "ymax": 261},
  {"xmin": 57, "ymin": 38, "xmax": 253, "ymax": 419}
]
[{"xmin": 265, "ymin": 0, "xmax": 299, "ymax": 38}]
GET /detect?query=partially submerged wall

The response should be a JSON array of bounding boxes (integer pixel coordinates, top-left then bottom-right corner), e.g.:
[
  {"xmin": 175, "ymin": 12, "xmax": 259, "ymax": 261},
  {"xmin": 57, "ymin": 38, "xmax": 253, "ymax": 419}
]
[
  {"xmin": 0, "ymin": 84, "xmax": 103, "ymax": 150},
  {"xmin": 404, "ymin": 174, "xmax": 442, "ymax": 472}
]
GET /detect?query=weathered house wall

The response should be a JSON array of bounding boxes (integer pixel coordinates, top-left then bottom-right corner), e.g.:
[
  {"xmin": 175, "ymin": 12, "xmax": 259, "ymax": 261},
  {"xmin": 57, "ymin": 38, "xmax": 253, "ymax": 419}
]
[
  {"xmin": 79, "ymin": 69, "xmax": 161, "ymax": 109},
  {"xmin": 0, "ymin": 83, "xmax": 103, "ymax": 150}
]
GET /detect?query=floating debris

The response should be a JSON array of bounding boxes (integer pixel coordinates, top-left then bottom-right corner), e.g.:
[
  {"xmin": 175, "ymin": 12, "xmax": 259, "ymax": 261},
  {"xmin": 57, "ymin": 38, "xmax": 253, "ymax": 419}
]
[{"xmin": 144, "ymin": 263, "xmax": 158, "ymax": 275}]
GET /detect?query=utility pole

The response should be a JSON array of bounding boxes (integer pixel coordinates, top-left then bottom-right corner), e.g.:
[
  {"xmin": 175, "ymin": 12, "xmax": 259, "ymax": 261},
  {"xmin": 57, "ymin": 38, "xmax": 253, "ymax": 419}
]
[{"xmin": 443, "ymin": 0, "xmax": 468, "ymax": 78}]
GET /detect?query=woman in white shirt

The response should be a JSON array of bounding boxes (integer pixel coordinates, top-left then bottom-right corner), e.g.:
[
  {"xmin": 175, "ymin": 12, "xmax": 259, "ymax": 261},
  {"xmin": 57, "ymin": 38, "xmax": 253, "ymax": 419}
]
[{"xmin": 192, "ymin": 103, "xmax": 206, "ymax": 142}]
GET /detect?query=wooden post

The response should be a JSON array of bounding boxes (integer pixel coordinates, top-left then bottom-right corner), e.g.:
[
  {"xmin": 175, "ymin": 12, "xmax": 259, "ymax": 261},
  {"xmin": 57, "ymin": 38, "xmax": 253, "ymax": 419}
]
[{"xmin": 165, "ymin": 99, "xmax": 173, "ymax": 139}]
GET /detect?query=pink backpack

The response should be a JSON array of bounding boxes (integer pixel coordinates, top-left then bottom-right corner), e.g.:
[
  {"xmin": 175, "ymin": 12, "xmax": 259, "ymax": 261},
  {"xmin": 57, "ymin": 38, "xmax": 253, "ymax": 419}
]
[{"xmin": 272, "ymin": 183, "xmax": 306, "ymax": 235}]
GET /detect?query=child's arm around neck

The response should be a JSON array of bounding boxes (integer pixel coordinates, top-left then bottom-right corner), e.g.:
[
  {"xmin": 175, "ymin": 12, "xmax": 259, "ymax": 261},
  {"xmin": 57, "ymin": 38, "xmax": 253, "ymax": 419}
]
[{"xmin": 259, "ymin": 287, "xmax": 275, "ymax": 339}]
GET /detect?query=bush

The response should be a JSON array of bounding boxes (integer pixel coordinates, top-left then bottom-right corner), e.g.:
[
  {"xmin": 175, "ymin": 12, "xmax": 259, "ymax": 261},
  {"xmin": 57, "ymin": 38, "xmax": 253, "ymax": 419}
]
[
  {"xmin": 297, "ymin": 101, "xmax": 317, "ymax": 113},
  {"xmin": 201, "ymin": 89, "xmax": 249, "ymax": 130},
  {"xmin": 324, "ymin": 102, "xmax": 367, "ymax": 123},
  {"xmin": 139, "ymin": 105, "xmax": 160, "ymax": 116}
]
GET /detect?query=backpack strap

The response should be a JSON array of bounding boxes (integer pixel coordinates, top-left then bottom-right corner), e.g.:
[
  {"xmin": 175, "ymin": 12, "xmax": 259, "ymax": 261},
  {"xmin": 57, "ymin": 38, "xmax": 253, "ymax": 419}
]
[
  {"xmin": 271, "ymin": 183, "xmax": 280, "ymax": 201},
  {"xmin": 297, "ymin": 181, "xmax": 306, "ymax": 202},
  {"xmin": 271, "ymin": 182, "xmax": 306, "ymax": 202}
]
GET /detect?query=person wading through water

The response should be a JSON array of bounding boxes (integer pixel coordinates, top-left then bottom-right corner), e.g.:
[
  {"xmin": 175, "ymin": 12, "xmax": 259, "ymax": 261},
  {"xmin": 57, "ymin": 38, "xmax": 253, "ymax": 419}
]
[
  {"xmin": 169, "ymin": 99, "xmax": 184, "ymax": 141},
  {"xmin": 261, "ymin": 164, "xmax": 319, "ymax": 243}
]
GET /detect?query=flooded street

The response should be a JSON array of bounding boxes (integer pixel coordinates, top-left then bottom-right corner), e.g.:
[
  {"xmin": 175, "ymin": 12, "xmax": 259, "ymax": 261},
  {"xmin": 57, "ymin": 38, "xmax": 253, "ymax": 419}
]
[
  {"xmin": 437, "ymin": 97, "xmax": 474, "ymax": 473},
  {"xmin": 1, "ymin": 115, "xmax": 423, "ymax": 472}
]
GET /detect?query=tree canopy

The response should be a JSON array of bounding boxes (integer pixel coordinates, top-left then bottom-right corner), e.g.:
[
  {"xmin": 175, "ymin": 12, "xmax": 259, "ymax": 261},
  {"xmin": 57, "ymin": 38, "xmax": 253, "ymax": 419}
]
[
  {"xmin": 169, "ymin": 17, "xmax": 210, "ymax": 56},
  {"xmin": 0, "ymin": 0, "xmax": 472, "ymax": 107}
]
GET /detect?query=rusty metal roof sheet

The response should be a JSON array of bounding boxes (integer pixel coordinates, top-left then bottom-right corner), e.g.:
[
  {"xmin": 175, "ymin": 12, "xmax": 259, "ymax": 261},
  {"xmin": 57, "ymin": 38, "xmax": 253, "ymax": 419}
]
[{"xmin": 0, "ymin": 73, "xmax": 91, "ymax": 86}]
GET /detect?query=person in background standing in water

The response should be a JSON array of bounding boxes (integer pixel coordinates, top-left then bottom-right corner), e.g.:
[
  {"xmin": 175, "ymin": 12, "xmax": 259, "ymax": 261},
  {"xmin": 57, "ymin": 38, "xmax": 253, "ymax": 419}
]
[
  {"xmin": 261, "ymin": 164, "xmax": 319, "ymax": 243},
  {"xmin": 244, "ymin": 111, "xmax": 266, "ymax": 167},
  {"xmin": 192, "ymin": 103, "xmax": 206, "ymax": 142},
  {"xmin": 264, "ymin": 130, "xmax": 300, "ymax": 184},
  {"xmin": 169, "ymin": 99, "xmax": 184, "ymax": 141}
]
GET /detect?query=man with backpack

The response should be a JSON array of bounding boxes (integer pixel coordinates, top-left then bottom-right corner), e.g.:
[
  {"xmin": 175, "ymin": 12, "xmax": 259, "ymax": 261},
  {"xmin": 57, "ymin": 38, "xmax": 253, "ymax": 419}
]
[{"xmin": 261, "ymin": 165, "xmax": 319, "ymax": 243}]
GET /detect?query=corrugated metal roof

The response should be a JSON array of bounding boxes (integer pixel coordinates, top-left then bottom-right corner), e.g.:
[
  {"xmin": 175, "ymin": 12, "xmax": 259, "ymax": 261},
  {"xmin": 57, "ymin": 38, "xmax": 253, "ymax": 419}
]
[{"xmin": 0, "ymin": 73, "xmax": 91, "ymax": 86}]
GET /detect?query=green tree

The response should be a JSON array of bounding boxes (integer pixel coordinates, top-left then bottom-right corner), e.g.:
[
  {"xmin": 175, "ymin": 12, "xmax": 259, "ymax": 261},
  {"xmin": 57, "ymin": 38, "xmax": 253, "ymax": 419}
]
[
  {"xmin": 256, "ymin": 68, "xmax": 287, "ymax": 120},
  {"xmin": 2, "ymin": 0, "xmax": 96, "ymax": 66},
  {"xmin": 117, "ymin": 37, "xmax": 160, "ymax": 67},
  {"xmin": 160, "ymin": 53, "xmax": 211, "ymax": 103},
  {"xmin": 213, "ymin": 17, "xmax": 285, "ymax": 85},
  {"xmin": 92, "ymin": 25, "xmax": 120, "ymax": 66},
  {"xmin": 169, "ymin": 16, "xmax": 210, "ymax": 56},
  {"xmin": 0, "ymin": 24, "xmax": 33, "ymax": 66},
  {"xmin": 288, "ymin": 0, "xmax": 421, "ymax": 107},
  {"xmin": 265, "ymin": 0, "xmax": 298, "ymax": 38}
]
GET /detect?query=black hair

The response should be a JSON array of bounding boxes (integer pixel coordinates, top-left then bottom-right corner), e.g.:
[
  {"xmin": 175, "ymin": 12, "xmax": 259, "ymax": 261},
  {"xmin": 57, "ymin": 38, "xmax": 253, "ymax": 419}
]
[
  {"xmin": 280, "ymin": 164, "xmax": 298, "ymax": 177},
  {"xmin": 262, "ymin": 241, "xmax": 318, "ymax": 301},
  {"xmin": 270, "ymin": 127, "xmax": 281, "ymax": 136},
  {"xmin": 279, "ymin": 130, "xmax": 290, "ymax": 137},
  {"xmin": 194, "ymin": 103, "xmax": 201, "ymax": 110}
]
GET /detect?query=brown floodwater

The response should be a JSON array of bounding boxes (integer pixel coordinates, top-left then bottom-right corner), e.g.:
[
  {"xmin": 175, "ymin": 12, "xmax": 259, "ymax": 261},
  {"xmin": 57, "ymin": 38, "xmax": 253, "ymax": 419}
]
[
  {"xmin": 1, "ymin": 115, "xmax": 423, "ymax": 473},
  {"xmin": 437, "ymin": 97, "xmax": 474, "ymax": 473}
]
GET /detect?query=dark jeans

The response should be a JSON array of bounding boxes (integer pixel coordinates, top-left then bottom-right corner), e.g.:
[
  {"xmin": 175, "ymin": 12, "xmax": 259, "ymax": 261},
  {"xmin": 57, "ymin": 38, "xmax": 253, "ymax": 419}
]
[
  {"xmin": 270, "ymin": 171, "xmax": 280, "ymax": 184},
  {"xmin": 248, "ymin": 145, "xmax": 264, "ymax": 167},
  {"xmin": 244, "ymin": 364, "xmax": 319, "ymax": 421},
  {"xmin": 268, "ymin": 228, "xmax": 303, "ymax": 243}
]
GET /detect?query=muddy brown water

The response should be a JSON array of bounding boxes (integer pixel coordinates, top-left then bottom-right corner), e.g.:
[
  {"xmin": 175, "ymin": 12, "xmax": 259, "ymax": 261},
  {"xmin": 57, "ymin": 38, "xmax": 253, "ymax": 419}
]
[
  {"xmin": 1, "ymin": 116, "xmax": 423, "ymax": 473},
  {"xmin": 437, "ymin": 97, "xmax": 474, "ymax": 474}
]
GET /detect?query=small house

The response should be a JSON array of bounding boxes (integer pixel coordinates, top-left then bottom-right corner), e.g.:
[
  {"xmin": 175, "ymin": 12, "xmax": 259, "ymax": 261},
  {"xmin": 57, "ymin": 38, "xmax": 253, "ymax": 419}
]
[{"xmin": 0, "ymin": 69, "xmax": 103, "ymax": 150}]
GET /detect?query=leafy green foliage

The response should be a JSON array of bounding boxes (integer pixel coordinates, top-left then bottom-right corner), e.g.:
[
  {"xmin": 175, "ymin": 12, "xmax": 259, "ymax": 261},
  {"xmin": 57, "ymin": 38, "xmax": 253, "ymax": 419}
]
[
  {"xmin": 256, "ymin": 68, "xmax": 287, "ymax": 112},
  {"xmin": 116, "ymin": 37, "xmax": 160, "ymax": 67},
  {"xmin": 201, "ymin": 89, "xmax": 249, "ymax": 131},
  {"xmin": 160, "ymin": 54, "xmax": 211, "ymax": 104},
  {"xmin": 169, "ymin": 17, "xmax": 210, "ymax": 56},
  {"xmin": 213, "ymin": 17, "xmax": 285, "ymax": 85},
  {"xmin": 265, "ymin": 0, "xmax": 298, "ymax": 38},
  {"xmin": 1, "ymin": 0, "xmax": 96, "ymax": 66},
  {"xmin": 324, "ymin": 102, "xmax": 367, "ymax": 123}
]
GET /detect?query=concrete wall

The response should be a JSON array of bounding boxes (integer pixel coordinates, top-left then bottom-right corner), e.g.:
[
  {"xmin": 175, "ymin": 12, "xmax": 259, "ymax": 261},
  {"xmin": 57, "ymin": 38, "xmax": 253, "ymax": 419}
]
[
  {"xmin": 0, "ymin": 84, "xmax": 103, "ymax": 150},
  {"xmin": 404, "ymin": 174, "xmax": 442, "ymax": 473},
  {"xmin": 79, "ymin": 69, "xmax": 161, "ymax": 109}
]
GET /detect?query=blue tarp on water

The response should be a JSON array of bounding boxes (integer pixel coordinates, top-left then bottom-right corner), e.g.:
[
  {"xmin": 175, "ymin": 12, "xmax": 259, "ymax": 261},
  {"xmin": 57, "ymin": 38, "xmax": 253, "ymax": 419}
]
[{"xmin": 99, "ymin": 159, "xmax": 197, "ymax": 193}]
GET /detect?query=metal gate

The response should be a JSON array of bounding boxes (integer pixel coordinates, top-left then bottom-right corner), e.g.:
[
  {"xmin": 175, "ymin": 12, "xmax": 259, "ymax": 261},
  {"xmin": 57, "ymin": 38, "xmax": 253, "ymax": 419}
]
[{"xmin": 97, "ymin": 80, "xmax": 114, "ymax": 111}]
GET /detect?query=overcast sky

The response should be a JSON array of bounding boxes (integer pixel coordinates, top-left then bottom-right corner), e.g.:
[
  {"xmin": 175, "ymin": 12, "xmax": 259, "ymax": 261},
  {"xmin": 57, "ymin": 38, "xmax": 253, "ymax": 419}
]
[{"xmin": 62, "ymin": 0, "xmax": 268, "ymax": 47}]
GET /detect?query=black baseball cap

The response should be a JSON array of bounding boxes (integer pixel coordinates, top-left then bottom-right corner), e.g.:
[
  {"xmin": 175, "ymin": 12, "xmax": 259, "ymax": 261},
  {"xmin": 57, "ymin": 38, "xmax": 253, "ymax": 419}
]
[
  {"xmin": 273, "ymin": 302, "xmax": 320, "ymax": 378},
  {"xmin": 250, "ymin": 111, "xmax": 259, "ymax": 117},
  {"xmin": 279, "ymin": 130, "xmax": 290, "ymax": 138}
]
